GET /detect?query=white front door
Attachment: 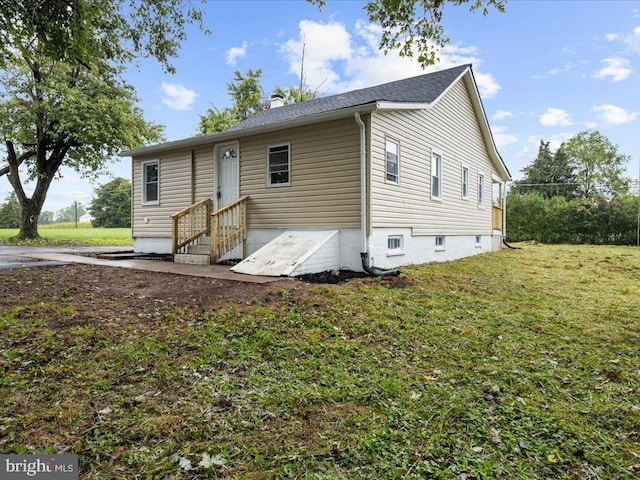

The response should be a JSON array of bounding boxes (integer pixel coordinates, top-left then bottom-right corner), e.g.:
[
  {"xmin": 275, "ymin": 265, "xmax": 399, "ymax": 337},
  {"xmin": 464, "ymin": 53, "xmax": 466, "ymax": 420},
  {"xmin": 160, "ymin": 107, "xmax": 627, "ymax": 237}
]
[{"xmin": 217, "ymin": 144, "xmax": 239, "ymax": 209}]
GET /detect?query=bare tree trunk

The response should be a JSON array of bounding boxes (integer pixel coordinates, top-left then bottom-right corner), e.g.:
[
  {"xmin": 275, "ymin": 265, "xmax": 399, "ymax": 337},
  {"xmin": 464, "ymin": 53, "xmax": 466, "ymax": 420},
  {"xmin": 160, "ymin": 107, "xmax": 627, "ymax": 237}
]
[
  {"xmin": 18, "ymin": 199, "xmax": 42, "ymax": 239},
  {"xmin": 4, "ymin": 140, "xmax": 63, "ymax": 240}
]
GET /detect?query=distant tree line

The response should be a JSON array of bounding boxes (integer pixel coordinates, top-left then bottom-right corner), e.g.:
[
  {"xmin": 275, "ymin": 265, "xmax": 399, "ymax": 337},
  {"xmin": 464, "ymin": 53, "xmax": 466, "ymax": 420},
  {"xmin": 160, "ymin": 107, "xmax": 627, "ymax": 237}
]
[
  {"xmin": 0, "ymin": 177, "xmax": 131, "ymax": 228},
  {"xmin": 506, "ymin": 130, "xmax": 637, "ymax": 245}
]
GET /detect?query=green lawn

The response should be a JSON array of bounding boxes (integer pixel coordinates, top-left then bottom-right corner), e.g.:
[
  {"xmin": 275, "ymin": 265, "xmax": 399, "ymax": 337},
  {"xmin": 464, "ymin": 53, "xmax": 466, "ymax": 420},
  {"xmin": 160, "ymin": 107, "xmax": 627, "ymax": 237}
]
[
  {"xmin": 0, "ymin": 225, "xmax": 132, "ymax": 246},
  {"xmin": 1, "ymin": 244, "xmax": 639, "ymax": 479}
]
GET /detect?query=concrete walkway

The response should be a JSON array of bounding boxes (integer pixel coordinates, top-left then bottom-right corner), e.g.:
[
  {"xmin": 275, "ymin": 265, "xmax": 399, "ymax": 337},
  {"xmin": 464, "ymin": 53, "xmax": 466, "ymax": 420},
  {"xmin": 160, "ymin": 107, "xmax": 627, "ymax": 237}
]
[{"xmin": 0, "ymin": 247, "xmax": 280, "ymax": 284}]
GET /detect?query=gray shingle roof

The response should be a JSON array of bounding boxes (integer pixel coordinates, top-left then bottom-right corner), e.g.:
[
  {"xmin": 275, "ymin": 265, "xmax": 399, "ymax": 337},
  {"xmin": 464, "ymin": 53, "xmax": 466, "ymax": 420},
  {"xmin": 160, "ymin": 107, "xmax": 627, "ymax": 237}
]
[{"xmin": 229, "ymin": 64, "xmax": 470, "ymax": 132}]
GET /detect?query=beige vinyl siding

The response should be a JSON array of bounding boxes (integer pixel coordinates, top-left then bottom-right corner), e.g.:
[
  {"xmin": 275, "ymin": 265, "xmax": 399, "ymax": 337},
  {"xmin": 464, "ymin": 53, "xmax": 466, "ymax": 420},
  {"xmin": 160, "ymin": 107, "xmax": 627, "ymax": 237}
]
[
  {"xmin": 240, "ymin": 117, "xmax": 361, "ymax": 228},
  {"xmin": 193, "ymin": 145, "xmax": 215, "ymax": 202},
  {"xmin": 370, "ymin": 79, "xmax": 501, "ymax": 236},
  {"xmin": 132, "ymin": 149, "xmax": 194, "ymax": 237}
]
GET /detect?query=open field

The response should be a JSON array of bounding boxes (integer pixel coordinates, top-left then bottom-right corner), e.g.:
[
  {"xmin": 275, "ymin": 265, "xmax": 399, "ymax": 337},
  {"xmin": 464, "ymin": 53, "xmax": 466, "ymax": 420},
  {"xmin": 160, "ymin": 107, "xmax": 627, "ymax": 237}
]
[
  {"xmin": 0, "ymin": 226, "xmax": 132, "ymax": 246},
  {"xmin": 1, "ymin": 244, "xmax": 639, "ymax": 478}
]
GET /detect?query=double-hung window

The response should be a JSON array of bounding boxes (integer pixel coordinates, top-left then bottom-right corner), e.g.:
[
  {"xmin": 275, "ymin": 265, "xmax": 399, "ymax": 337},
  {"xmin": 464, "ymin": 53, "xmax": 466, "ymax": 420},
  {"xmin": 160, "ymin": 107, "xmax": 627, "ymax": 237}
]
[
  {"xmin": 385, "ymin": 139, "xmax": 399, "ymax": 184},
  {"xmin": 143, "ymin": 160, "xmax": 159, "ymax": 205},
  {"xmin": 268, "ymin": 144, "xmax": 290, "ymax": 186},
  {"xmin": 431, "ymin": 153, "xmax": 442, "ymax": 199},
  {"xmin": 478, "ymin": 173, "xmax": 485, "ymax": 208},
  {"xmin": 462, "ymin": 166, "xmax": 469, "ymax": 199}
]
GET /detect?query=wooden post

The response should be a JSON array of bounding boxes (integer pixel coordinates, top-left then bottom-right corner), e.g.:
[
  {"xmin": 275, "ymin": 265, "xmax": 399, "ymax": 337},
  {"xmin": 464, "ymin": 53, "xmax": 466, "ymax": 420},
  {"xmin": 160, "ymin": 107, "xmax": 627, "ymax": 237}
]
[
  {"xmin": 210, "ymin": 214, "xmax": 219, "ymax": 264},
  {"xmin": 172, "ymin": 216, "xmax": 178, "ymax": 256}
]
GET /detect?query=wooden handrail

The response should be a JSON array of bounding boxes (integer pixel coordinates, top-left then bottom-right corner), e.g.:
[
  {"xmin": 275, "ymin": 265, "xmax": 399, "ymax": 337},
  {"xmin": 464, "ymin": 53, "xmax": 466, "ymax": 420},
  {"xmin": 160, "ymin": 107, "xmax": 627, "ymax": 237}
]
[
  {"xmin": 211, "ymin": 196, "xmax": 249, "ymax": 263},
  {"xmin": 492, "ymin": 205, "xmax": 503, "ymax": 231},
  {"xmin": 172, "ymin": 198, "xmax": 212, "ymax": 255},
  {"xmin": 211, "ymin": 195, "xmax": 249, "ymax": 217},
  {"xmin": 171, "ymin": 197, "xmax": 211, "ymax": 219}
]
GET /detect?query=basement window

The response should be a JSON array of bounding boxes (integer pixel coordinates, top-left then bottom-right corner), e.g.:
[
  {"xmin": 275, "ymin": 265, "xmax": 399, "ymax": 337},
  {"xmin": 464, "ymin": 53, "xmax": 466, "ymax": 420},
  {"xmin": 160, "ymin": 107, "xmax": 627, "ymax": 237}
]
[
  {"xmin": 475, "ymin": 235, "xmax": 482, "ymax": 248},
  {"xmin": 435, "ymin": 236, "xmax": 445, "ymax": 251},
  {"xmin": 387, "ymin": 235, "xmax": 404, "ymax": 255}
]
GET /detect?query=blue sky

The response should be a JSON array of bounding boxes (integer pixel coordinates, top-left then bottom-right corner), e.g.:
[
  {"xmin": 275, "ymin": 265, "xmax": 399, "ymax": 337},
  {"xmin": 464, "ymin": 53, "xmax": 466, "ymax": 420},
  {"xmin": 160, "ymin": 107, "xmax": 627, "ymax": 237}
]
[{"xmin": 2, "ymin": 0, "xmax": 640, "ymax": 213}]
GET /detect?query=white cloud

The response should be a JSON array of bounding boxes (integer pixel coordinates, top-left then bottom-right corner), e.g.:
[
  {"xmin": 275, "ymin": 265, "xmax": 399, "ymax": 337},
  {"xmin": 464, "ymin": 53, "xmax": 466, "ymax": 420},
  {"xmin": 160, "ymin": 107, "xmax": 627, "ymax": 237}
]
[
  {"xmin": 585, "ymin": 121, "xmax": 598, "ymax": 128},
  {"xmin": 282, "ymin": 20, "xmax": 355, "ymax": 93},
  {"xmin": 539, "ymin": 108, "xmax": 573, "ymax": 127},
  {"xmin": 281, "ymin": 20, "xmax": 500, "ymax": 98},
  {"xmin": 492, "ymin": 110, "xmax": 512, "ymax": 121},
  {"xmin": 605, "ymin": 33, "xmax": 620, "ymax": 41},
  {"xmin": 533, "ymin": 63, "xmax": 575, "ymax": 79},
  {"xmin": 160, "ymin": 83, "xmax": 197, "ymax": 111},
  {"xmin": 492, "ymin": 126, "xmax": 518, "ymax": 148},
  {"xmin": 592, "ymin": 57, "xmax": 632, "ymax": 82},
  {"xmin": 625, "ymin": 26, "xmax": 640, "ymax": 54},
  {"xmin": 226, "ymin": 41, "xmax": 248, "ymax": 66},
  {"xmin": 593, "ymin": 104, "xmax": 639, "ymax": 124}
]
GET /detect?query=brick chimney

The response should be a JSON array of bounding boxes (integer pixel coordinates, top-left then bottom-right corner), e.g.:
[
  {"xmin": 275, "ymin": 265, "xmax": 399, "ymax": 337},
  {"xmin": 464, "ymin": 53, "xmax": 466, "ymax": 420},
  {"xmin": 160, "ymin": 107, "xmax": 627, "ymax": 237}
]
[{"xmin": 269, "ymin": 93, "xmax": 285, "ymax": 109}]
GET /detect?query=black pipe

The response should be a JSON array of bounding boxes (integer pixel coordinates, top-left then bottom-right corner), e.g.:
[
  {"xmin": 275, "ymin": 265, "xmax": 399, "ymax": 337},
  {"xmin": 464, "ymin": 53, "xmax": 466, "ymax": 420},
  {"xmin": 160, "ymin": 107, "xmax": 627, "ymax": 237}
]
[
  {"xmin": 502, "ymin": 238, "xmax": 521, "ymax": 250},
  {"xmin": 360, "ymin": 252, "xmax": 401, "ymax": 277}
]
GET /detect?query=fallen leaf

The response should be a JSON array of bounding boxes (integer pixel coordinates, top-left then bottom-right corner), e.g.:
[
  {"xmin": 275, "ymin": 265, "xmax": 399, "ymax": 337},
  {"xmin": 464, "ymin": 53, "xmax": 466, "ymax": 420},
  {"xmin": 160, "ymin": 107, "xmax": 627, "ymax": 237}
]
[
  {"xmin": 199, "ymin": 453, "xmax": 227, "ymax": 468},
  {"xmin": 169, "ymin": 454, "xmax": 193, "ymax": 471},
  {"xmin": 488, "ymin": 428, "xmax": 501, "ymax": 444}
]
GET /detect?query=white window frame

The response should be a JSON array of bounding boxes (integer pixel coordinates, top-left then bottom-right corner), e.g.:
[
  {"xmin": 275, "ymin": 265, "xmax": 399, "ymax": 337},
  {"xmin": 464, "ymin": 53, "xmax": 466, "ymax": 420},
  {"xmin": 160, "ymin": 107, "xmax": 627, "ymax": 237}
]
[
  {"xmin": 431, "ymin": 152, "xmax": 442, "ymax": 200},
  {"xmin": 387, "ymin": 235, "xmax": 404, "ymax": 256},
  {"xmin": 475, "ymin": 235, "xmax": 482, "ymax": 248},
  {"xmin": 267, "ymin": 143, "xmax": 291, "ymax": 187},
  {"xmin": 385, "ymin": 138, "xmax": 400, "ymax": 185},
  {"xmin": 478, "ymin": 173, "xmax": 485, "ymax": 209},
  {"xmin": 142, "ymin": 160, "xmax": 159, "ymax": 205},
  {"xmin": 435, "ymin": 236, "xmax": 446, "ymax": 251},
  {"xmin": 462, "ymin": 166, "xmax": 469, "ymax": 200}
]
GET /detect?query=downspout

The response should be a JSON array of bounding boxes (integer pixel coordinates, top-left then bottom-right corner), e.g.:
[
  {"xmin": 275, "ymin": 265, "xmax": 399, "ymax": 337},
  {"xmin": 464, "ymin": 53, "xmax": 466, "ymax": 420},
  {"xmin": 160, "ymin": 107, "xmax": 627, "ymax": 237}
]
[
  {"xmin": 502, "ymin": 181, "xmax": 520, "ymax": 249},
  {"xmin": 355, "ymin": 112, "xmax": 400, "ymax": 277}
]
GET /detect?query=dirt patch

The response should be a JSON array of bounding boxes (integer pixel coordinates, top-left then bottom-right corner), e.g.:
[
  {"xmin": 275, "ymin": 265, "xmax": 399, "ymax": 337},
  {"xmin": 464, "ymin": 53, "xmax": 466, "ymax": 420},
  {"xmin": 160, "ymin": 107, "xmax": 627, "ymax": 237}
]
[{"xmin": 0, "ymin": 264, "xmax": 297, "ymax": 329}]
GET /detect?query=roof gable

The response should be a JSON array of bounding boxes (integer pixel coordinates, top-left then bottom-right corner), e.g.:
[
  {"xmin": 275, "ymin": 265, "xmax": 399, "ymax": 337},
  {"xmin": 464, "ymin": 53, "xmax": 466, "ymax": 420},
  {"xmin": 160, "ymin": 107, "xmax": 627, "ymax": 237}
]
[{"xmin": 230, "ymin": 64, "xmax": 470, "ymax": 132}]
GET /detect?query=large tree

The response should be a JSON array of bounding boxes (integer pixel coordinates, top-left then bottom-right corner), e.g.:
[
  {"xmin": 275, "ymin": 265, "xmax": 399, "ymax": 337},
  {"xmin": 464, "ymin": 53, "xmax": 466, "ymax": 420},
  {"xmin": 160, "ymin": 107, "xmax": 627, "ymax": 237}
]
[
  {"xmin": 89, "ymin": 177, "xmax": 131, "ymax": 228},
  {"xmin": 198, "ymin": 69, "xmax": 320, "ymax": 135},
  {"xmin": 513, "ymin": 140, "xmax": 577, "ymax": 199},
  {"xmin": 310, "ymin": 0, "xmax": 507, "ymax": 66},
  {"xmin": 198, "ymin": 69, "xmax": 265, "ymax": 135},
  {"xmin": 562, "ymin": 130, "xmax": 629, "ymax": 199},
  {"xmin": 0, "ymin": 1, "xmax": 205, "ymax": 239},
  {"xmin": 0, "ymin": 192, "xmax": 20, "ymax": 228}
]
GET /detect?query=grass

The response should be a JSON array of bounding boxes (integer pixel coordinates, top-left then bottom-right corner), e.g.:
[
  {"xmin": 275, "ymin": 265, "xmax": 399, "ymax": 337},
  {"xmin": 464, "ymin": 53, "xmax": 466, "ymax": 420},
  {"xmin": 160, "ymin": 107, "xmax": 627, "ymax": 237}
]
[
  {"xmin": 1, "ymin": 244, "xmax": 639, "ymax": 478},
  {"xmin": 0, "ymin": 225, "xmax": 132, "ymax": 246}
]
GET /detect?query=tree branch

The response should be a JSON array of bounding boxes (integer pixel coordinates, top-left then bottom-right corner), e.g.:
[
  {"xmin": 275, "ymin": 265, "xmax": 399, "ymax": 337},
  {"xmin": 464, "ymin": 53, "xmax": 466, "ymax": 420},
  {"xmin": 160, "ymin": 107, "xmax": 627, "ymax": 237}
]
[{"xmin": 5, "ymin": 140, "xmax": 28, "ymax": 203}]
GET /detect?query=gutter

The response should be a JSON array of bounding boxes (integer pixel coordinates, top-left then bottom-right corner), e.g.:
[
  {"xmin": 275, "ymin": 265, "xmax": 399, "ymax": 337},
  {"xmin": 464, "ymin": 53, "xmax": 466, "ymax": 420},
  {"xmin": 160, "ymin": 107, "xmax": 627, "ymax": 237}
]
[{"xmin": 354, "ymin": 112, "xmax": 400, "ymax": 277}]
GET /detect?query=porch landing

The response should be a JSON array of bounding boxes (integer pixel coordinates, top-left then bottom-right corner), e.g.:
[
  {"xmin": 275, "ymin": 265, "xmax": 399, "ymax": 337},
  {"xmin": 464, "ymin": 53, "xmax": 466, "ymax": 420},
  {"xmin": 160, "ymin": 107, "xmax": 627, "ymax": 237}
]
[{"xmin": 21, "ymin": 252, "xmax": 281, "ymax": 284}]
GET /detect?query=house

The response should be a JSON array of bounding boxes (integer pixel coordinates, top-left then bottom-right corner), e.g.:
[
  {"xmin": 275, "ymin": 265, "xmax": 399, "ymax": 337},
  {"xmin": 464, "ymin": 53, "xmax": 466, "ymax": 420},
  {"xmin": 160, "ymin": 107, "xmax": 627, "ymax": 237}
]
[
  {"xmin": 120, "ymin": 64, "xmax": 511, "ymax": 276},
  {"xmin": 79, "ymin": 212, "xmax": 93, "ymax": 224}
]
